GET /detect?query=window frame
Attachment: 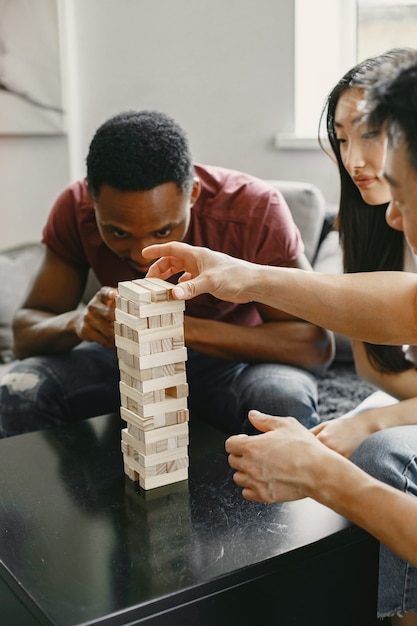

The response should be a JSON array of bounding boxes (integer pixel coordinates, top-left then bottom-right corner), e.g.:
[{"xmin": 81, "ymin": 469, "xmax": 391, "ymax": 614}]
[{"xmin": 276, "ymin": 0, "xmax": 357, "ymax": 150}]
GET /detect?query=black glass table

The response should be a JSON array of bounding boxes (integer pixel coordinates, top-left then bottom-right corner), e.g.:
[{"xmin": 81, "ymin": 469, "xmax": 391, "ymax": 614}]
[{"xmin": 0, "ymin": 414, "xmax": 379, "ymax": 626}]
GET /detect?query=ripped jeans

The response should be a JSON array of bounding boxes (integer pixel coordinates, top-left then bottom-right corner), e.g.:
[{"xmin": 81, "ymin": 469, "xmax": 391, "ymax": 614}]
[{"xmin": 0, "ymin": 342, "xmax": 319, "ymax": 437}]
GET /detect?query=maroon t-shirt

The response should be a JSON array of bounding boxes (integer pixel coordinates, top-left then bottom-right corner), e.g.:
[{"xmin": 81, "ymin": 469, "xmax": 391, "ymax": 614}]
[{"xmin": 42, "ymin": 164, "xmax": 303, "ymax": 326}]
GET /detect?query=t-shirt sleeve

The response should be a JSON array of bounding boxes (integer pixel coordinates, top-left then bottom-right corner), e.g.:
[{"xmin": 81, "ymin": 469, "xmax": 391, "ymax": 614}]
[{"xmin": 41, "ymin": 185, "xmax": 90, "ymax": 270}]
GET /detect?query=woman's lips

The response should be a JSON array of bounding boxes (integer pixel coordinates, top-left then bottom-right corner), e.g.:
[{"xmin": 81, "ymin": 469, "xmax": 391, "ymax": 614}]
[{"xmin": 353, "ymin": 176, "xmax": 377, "ymax": 188}]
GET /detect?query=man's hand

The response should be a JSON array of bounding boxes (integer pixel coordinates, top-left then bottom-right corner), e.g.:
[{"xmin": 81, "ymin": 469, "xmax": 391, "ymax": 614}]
[
  {"xmin": 143, "ymin": 241, "xmax": 255, "ymax": 304},
  {"xmin": 74, "ymin": 286, "xmax": 117, "ymax": 349},
  {"xmin": 225, "ymin": 410, "xmax": 329, "ymax": 503}
]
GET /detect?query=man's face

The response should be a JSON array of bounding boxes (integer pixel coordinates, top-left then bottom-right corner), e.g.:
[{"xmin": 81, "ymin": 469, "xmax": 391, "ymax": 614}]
[
  {"xmin": 384, "ymin": 140, "xmax": 417, "ymax": 254},
  {"xmin": 94, "ymin": 179, "xmax": 199, "ymax": 274}
]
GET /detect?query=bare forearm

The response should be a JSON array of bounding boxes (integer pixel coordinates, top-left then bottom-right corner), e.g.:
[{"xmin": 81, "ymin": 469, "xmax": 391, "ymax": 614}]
[
  {"xmin": 251, "ymin": 267, "xmax": 417, "ymax": 345},
  {"xmin": 359, "ymin": 398, "xmax": 417, "ymax": 432},
  {"xmin": 185, "ymin": 317, "xmax": 333, "ymax": 373},
  {"xmin": 144, "ymin": 243, "xmax": 417, "ymax": 344},
  {"xmin": 13, "ymin": 309, "xmax": 83, "ymax": 357}
]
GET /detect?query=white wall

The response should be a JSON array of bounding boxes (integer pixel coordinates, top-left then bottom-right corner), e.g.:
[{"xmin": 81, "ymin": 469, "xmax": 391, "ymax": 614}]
[{"xmin": 0, "ymin": 0, "xmax": 339, "ymax": 250}]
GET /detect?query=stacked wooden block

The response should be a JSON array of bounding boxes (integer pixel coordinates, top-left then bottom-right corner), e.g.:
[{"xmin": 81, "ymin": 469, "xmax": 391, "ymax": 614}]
[{"xmin": 115, "ymin": 277, "xmax": 189, "ymax": 490}]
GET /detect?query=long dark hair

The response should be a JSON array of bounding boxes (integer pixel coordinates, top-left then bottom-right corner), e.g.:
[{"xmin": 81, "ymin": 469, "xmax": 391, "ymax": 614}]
[{"xmin": 320, "ymin": 49, "xmax": 414, "ymax": 373}]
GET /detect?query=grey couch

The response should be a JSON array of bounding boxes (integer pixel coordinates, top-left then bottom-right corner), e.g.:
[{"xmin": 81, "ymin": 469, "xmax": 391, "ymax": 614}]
[{"xmin": 0, "ymin": 180, "xmax": 347, "ymax": 381}]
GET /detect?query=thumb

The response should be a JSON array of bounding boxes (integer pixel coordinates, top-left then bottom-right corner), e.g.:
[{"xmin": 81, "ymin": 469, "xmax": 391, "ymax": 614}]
[
  {"xmin": 248, "ymin": 410, "xmax": 282, "ymax": 433},
  {"xmin": 172, "ymin": 276, "xmax": 206, "ymax": 301},
  {"xmin": 100, "ymin": 286, "xmax": 117, "ymax": 304}
]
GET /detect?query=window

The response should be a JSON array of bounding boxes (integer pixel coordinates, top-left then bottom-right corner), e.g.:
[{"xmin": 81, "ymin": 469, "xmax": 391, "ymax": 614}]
[
  {"xmin": 278, "ymin": 0, "xmax": 417, "ymax": 149},
  {"xmin": 357, "ymin": 0, "xmax": 417, "ymax": 60}
]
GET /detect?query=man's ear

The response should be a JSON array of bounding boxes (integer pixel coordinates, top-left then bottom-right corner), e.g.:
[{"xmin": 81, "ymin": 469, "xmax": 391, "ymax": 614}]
[
  {"xmin": 85, "ymin": 179, "xmax": 97, "ymax": 201},
  {"xmin": 190, "ymin": 177, "xmax": 201, "ymax": 206}
]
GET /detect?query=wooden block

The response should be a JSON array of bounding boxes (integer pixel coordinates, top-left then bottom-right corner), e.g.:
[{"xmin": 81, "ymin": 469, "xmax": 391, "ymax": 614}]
[
  {"xmin": 119, "ymin": 360, "xmax": 187, "ymax": 394},
  {"xmin": 117, "ymin": 355, "xmax": 185, "ymax": 384},
  {"xmin": 124, "ymin": 461, "xmax": 140, "ymax": 482},
  {"xmin": 122, "ymin": 422, "xmax": 188, "ymax": 453},
  {"xmin": 121, "ymin": 406, "xmax": 189, "ymax": 432},
  {"xmin": 139, "ymin": 467, "xmax": 188, "ymax": 490},
  {"xmin": 140, "ymin": 457, "xmax": 189, "ymax": 478},
  {"xmin": 133, "ymin": 278, "xmax": 172, "ymax": 301},
  {"xmin": 123, "ymin": 445, "xmax": 189, "ymax": 484},
  {"xmin": 115, "ymin": 307, "xmax": 148, "ymax": 330},
  {"xmin": 121, "ymin": 406, "xmax": 167, "ymax": 431},
  {"xmin": 116, "ymin": 336, "xmax": 187, "ymax": 369},
  {"xmin": 120, "ymin": 381, "xmax": 165, "ymax": 405},
  {"xmin": 166, "ymin": 383, "xmax": 189, "ymax": 398},
  {"xmin": 116, "ymin": 347, "xmax": 139, "ymax": 370},
  {"xmin": 175, "ymin": 408, "xmax": 189, "ymax": 423},
  {"xmin": 116, "ymin": 295, "xmax": 129, "ymax": 313},
  {"xmin": 116, "ymin": 334, "xmax": 166, "ymax": 357},
  {"xmin": 118, "ymin": 280, "xmax": 152, "ymax": 303},
  {"xmin": 122, "ymin": 466, "xmax": 188, "ymax": 490},
  {"xmin": 120, "ymin": 383, "xmax": 188, "ymax": 418},
  {"xmin": 122, "ymin": 428, "xmax": 188, "ymax": 467},
  {"xmin": 137, "ymin": 299, "xmax": 186, "ymax": 319},
  {"xmin": 114, "ymin": 321, "xmax": 139, "ymax": 342},
  {"xmin": 127, "ymin": 300, "xmax": 141, "ymax": 316},
  {"xmin": 148, "ymin": 315, "xmax": 162, "ymax": 328},
  {"xmin": 136, "ymin": 325, "xmax": 184, "ymax": 344},
  {"xmin": 139, "ymin": 276, "xmax": 176, "ymax": 293}
]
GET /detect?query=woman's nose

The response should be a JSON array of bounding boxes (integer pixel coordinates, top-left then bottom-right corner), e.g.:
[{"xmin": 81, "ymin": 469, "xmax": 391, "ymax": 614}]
[{"xmin": 345, "ymin": 144, "xmax": 366, "ymax": 171}]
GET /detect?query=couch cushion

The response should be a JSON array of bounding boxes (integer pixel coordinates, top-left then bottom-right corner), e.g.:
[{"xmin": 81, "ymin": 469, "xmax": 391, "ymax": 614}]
[
  {"xmin": 0, "ymin": 243, "xmax": 43, "ymax": 362},
  {"xmin": 266, "ymin": 180, "xmax": 326, "ymax": 264}
]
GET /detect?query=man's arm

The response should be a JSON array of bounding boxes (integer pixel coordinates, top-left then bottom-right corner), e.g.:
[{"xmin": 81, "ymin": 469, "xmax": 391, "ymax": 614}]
[
  {"xmin": 13, "ymin": 247, "xmax": 117, "ymax": 357},
  {"xmin": 143, "ymin": 242, "xmax": 417, "ymax": 346},
  {"xmin": 184, "ymin": 254, "xmax": 334, "ymax": 374},
  {"xmin": 225, "ymin": 411, "xmax": 417, "ymax": 567},
  {"xmin": 184, "ymin": 315, "xmax": 333, "ymax": 374}
]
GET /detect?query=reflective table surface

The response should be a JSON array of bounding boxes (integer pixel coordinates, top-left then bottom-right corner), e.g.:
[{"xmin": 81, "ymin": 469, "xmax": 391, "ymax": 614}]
[{"xmin": 0, "ymin": 414, "xmax": 378, "ymax": 625}]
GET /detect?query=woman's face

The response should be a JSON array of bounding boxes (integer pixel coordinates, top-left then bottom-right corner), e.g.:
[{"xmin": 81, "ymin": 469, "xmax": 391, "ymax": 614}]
[{"xmin": 334, "ymin": 87, "xmax": 391, "ymax": 206}]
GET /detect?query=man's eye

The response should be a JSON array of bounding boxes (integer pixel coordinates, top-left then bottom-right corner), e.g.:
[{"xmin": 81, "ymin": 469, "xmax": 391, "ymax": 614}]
[
  {"xmin": 362, "ymin": 130, "xmax": 379, "ymax": 140},
  {"xmin": 112, "ymin": 228, "xmax": 127, "ymax": 238},
  {"xmin": 156, "ymin": 227, "xmax": 172, "ymax": 238}
]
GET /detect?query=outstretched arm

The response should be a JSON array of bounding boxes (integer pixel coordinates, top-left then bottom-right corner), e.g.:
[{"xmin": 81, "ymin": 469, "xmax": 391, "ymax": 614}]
[
  {"xmin": 225, "ymin": 411, "xmax": 417, "ymax": 567},
  {"xmin": 179, "ymin": 251, "xmax": 334, "ymax": 374},
  {"xmin": 143, "ymin": 241, "xmax": 417, "ymax": 346}
]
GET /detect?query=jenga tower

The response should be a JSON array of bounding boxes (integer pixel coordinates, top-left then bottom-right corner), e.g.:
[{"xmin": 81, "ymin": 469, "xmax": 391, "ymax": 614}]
[{"xmin": 115, "ymin": 277, "xmax": 189, "ymax": 490}]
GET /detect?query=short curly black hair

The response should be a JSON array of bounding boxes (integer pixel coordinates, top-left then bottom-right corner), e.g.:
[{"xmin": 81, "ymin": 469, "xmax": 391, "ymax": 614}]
[{"xmin": 86, "ymin": 110, "xmax": 194, "ymax": 199}]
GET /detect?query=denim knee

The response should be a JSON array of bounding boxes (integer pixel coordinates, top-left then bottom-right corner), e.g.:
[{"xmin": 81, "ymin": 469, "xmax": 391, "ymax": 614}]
[
  {"xmin": 0, "ymin": 359, "xmax": 64, "ymax": 436},
  {"xmin": 0, "ymin": 345, "xmax": 120, "ymax": 437},
  {"xmin": 236, "ymin": 363, "xmax": 319, "ymax": 431},
  {"xmin": 351, "ymin": 426, "xmax": 417, "ymax": 495},
  {"xmin": 351, "ymin": 426, "xmax": 417, "ymax": 617}
]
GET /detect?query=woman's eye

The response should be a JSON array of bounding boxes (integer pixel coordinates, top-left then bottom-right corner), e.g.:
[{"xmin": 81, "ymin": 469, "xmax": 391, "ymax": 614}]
[{"xmin": 335, "ymin": 136, "xmax": 346, "ymax": 144}]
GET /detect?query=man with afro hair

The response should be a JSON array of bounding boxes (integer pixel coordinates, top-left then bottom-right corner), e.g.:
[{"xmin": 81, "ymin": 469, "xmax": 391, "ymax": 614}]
[{"xmin": 0, "ymin": 110, "xmax": 332, "ymax": 437}]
